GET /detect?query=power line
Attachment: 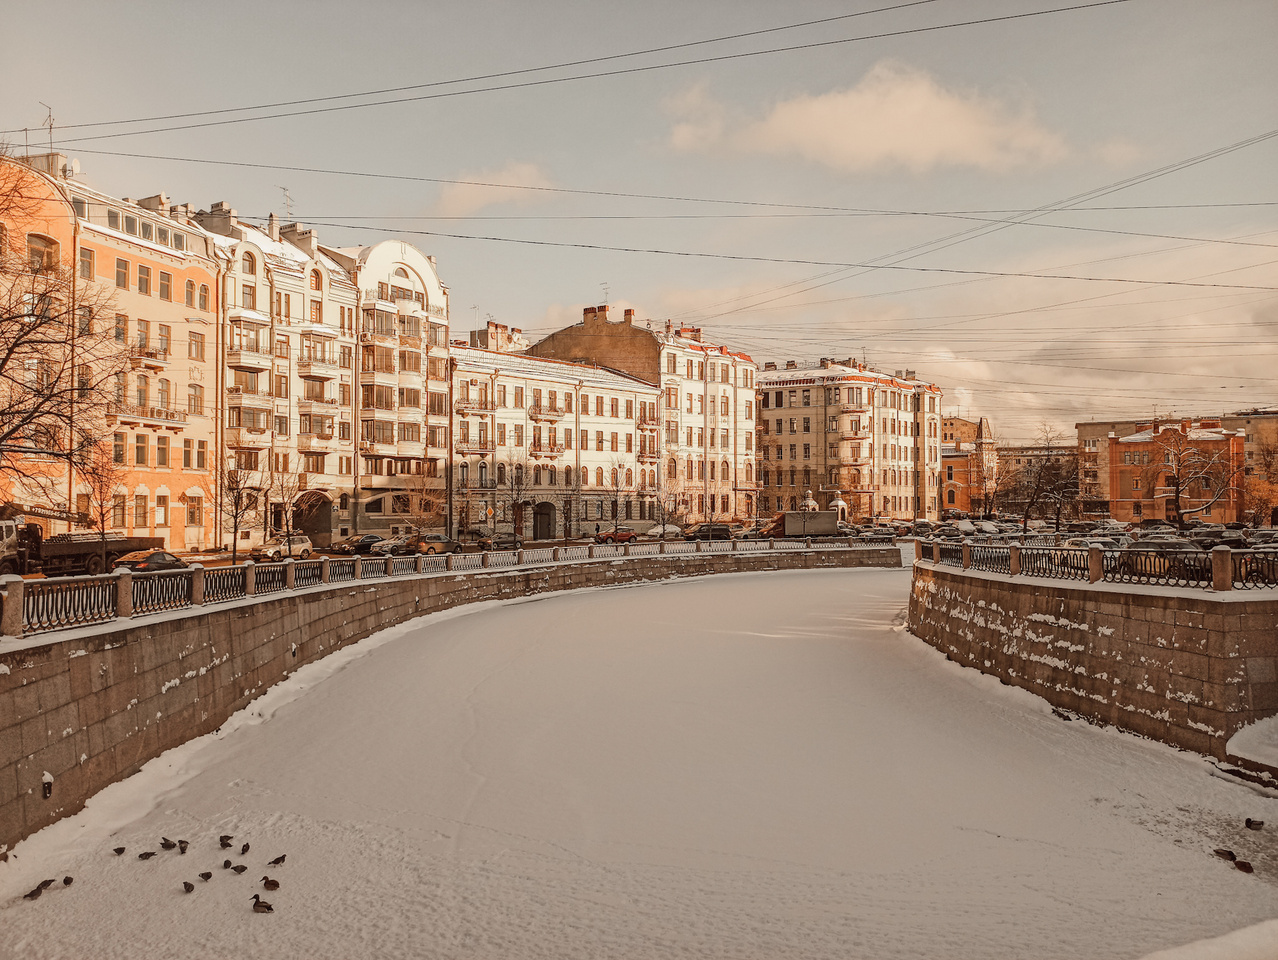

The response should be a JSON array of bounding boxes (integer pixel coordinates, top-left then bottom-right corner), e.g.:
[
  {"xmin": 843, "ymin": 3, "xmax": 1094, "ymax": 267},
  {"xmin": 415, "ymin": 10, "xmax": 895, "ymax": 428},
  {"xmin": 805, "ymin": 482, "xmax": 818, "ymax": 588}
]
[{"xmin": 48, "ymin": 1, "xmax": 1141, "ymax": 145}]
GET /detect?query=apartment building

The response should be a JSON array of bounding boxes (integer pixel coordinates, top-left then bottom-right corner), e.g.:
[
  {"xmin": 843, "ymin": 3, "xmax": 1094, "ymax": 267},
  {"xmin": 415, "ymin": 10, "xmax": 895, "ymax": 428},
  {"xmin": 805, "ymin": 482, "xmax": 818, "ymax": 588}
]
[
  {"xmin": 526, "ymin": 305, "xmax": 758, "ymax": 523},
  {"xmin": 757, "ymin": 360, "xmax": 943, "ymax": 521},
  {"xmin": 1106, "ymin": 419, "xmax": 1244, "ymax": 524},
  {"xmin": 1, "ymin": 154, "xmax": 223, "ymax": 551},
  {"xmin": 451, "ymin": 339, "xmax": 660, "ymax": 538}
]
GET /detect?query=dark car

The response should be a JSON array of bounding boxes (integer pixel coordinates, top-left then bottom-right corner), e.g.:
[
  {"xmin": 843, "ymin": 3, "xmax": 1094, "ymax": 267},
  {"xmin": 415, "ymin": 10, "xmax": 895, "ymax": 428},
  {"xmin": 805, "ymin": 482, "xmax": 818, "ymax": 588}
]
[
  {"xmin": 331, "ymin": 534, "xmax": 386, "ymax": 555},
  {"xmin": 682, "ymin": 522, "xmax": 743, "ymax": 541},
  {"xmin": 478, "ymin": 531, "xmax": 523, "ymax": 551},
  {"xmin": 1115, "ymin": 540, "xmax": 1203, "ymax": 577},
  {"xmin": 595, "ymin": 526, "xmax": 638, "ymax": 544},
  {"xmin": 112, "ymin": 550, "xmax": 189, "ymax": 572},
  {"xmin": 376, "ymin": 533, "xmax": 462, "ymax": 555}
]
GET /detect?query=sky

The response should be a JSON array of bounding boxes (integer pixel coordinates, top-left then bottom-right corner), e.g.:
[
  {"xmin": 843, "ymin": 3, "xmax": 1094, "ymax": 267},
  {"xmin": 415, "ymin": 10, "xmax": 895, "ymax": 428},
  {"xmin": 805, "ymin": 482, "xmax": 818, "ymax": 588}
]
[
  {"xmin": 3, "ymin": 568, "xmax": 1277, "ymax": 958},
  {"xmin": 6, "ymin": 0, "xmax": 1277, "ymax": 441}
]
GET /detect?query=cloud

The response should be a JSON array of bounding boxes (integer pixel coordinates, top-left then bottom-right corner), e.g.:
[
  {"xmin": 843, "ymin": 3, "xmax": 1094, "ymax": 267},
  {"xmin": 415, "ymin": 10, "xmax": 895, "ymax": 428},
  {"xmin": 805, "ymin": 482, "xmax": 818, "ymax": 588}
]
[
  {"xmin": 669, "ymin": 61, "xmax": 1068, "ymax": 174},
  {"xmin": 432, "ymin": 162, "xmax": 554, "ymax": 217}
]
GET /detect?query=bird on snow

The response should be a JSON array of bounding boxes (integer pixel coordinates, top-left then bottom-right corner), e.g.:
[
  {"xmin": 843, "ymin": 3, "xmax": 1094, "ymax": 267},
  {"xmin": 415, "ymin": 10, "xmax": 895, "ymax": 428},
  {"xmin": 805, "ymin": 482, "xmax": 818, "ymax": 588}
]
[
  {"xmin": 178, "ymin": 840, "xmax": 189, "ymax": 855},
  {"xmin": 232, "ymin": 864, "xmax": 248, "ymax": 875},
  {"xmin": 198, "ymin": 872, "xmax": 212, "ymax": 881},
  {"xmin": 138, "ymin": 852, "xmax": 157, "ymax": 861},
  {"xmin": 219, "ymin": 834, "xmax": 233, "ymax": 843},
  {"xmin": 113, "ymin": 847, "xmax": 125, "ymax": 856},
  {"xmin": 1245, "ymin": 818, "xmax": 1265, "ymax": 830},
  {"xmin": 62, "ymin": 877, "xmax": 73, "ymax": 887},
  {"xmin": 182, "ymin": 882, "xmax": 195, "ymax": 893},
  {"xmin": 260, "ymin": 877, "xmax": 279, "ymax": 891},
  {"xmin": 1214, "ymin": 848, "xmax": 1237, "ymax": 861},
  {"xmin": 37, "ymin": 879, "xmax": 56, "ymax": 890},
  {"xmin": 250, "ymin": 894, "xmax": 274, "ymax": 913},
  {"xmin": 220, "ymin": 838, "xmax": 233, "ymax": 849},
  {"xmin": 22, "ymin": 885, "xmax": 43, "ymax": 901},
  {"xmin": 1236, "ymin": 860, "xmax": 1255, "ymax": 874},
  {"xmin": 267, "ymin": 854, "xmax": 286, "ymax": 866},
  {"xmin": 240, "ymin": 842, "xmax": 250, "ymax": 855},
  {"xmin": 222, "ymin": 859, "xmax": 232, "ymax": 870},
  {"xmin": 160, "ymin": 838, "xmax": 177, "ymax": 850}
]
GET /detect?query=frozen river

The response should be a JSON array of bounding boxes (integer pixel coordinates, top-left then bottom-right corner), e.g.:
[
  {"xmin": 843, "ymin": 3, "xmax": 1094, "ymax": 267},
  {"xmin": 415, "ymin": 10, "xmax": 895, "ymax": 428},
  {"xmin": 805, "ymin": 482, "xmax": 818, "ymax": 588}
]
[{"xmin": 2, "ymin": 567, "xmax": 1275, "ymax": 959}]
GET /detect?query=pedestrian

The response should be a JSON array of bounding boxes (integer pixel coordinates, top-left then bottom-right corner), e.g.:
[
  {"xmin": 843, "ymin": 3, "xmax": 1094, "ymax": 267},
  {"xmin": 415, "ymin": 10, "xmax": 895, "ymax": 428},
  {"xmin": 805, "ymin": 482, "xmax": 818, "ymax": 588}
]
[{"xmin": 595, "ymin": 523, "xmax": 600, "ymax": 536}]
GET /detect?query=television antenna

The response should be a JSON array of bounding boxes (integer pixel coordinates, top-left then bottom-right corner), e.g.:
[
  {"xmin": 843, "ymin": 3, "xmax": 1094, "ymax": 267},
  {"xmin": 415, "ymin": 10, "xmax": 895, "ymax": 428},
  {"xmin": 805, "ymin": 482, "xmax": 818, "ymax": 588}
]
[
  {"xmin": 38, "ymin": 103, "xmax": 54, "ymax": 153},
  {"xmin": 276, "ymin": 186, "xmax": 294, "ymax": 219}
]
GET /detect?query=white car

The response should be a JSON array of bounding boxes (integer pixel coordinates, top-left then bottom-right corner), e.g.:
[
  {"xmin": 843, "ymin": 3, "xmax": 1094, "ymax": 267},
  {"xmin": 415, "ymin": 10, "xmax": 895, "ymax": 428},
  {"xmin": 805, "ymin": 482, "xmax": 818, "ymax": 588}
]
[
  {"xmin": 251, "ymin": 535, "xmax": 313, "ymax": 561},
  {"xmin": 643, "ymin": 523, "xmax": 684, "ymax": 539}
]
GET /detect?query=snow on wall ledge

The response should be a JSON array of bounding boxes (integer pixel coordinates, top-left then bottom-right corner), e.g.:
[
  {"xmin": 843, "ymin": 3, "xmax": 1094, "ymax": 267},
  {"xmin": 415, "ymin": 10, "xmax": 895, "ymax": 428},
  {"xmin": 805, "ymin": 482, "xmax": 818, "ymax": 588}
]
[
  {"xmin": 907, "ymin": 562, "xmax": 1278, "ymax": 770},
  {"xmin": 0, "ymin": 548, "xmax": 898, "ymax": 853}
]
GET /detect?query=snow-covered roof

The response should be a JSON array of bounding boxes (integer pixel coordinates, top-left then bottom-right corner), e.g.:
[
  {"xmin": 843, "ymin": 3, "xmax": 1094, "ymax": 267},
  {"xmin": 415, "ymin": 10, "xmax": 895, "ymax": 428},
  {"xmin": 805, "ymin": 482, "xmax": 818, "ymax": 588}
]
[{"xmin": 453, "ymin": 346, "xmax": 659, "ymax": 393}]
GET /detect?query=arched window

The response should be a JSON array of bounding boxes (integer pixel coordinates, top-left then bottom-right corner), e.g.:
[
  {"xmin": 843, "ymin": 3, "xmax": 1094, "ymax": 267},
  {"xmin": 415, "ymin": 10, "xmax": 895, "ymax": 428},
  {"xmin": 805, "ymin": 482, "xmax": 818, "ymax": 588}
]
[
  {"xmin": 667, "ymin": 458, "xmax": 677, "ymax": 479},
  {"xmin": 458, "ymin": 462, "xmax": 469, "ymax": 484},
  {"xmin": 514, "ymin": 463, "xmax": 523, "ymax": 486},
  {"xmin": 27, "ymin": 235, "xmax": 59, "ymax": 274},
  {"xmin": 596, "ymin": 467, "xmax": 604, "ymax": 486},
  {"xmin": 185, "ymin": 279, "xmax": 195, "ymax": 307},
  {"xmin": 563, "ymin": 466, "xmax": 573, "ymax": 486},
  {"xmin": 721, "ymin": 459, "xmax": 729, "ymax": 478},
  {"xmin": 497, "ymin": 462, "xmax": 507, "ymax": 484},
  {"xmin": 686, "ymin": 457, "xmax": 693, "ymax": 479},
  {"xmin": 339, "ymin": 494, "xmax": 350, "ymax": 510},
  {"xmin": 478, "ymin": 461, "xmax": 488, "ymax": 484},
  {"xmin": 721, "ymin": 494, "xmax": 729, "ymax": 514},
  {"xmin": 625, "ymin": 468, "xmax": 632, "ymax": 486},
  {"xmin": 310, "ymin": 269, "xmax": 322, "ymax": 291},
  {"xmin": 548, "ymin": 466, "xmax": 557, "ymax": 486},
  {"xmin": 394, "ymin": 267, "xmax": 409, "ymax": 279},
  {"xmin": 611, "ymin": 468, "xmax": 618, "ymax": 487},
  {"xmin": 533, "ymin": 466, "xmax": 542, "ymax": 485},
  {"xmin": 199, "ymin": 284, "xmax": 209, "ymax": 311},
  {"xmin": 709, "ymin": 462, "xmax": 716, "ymax": 481},
  {"xmin": 242, "ymin": 252, "xmax": 256, "ymax": 275},
  {"xmin": 745, "ymin": 463, "xmax": 753, "ymax": 482}
]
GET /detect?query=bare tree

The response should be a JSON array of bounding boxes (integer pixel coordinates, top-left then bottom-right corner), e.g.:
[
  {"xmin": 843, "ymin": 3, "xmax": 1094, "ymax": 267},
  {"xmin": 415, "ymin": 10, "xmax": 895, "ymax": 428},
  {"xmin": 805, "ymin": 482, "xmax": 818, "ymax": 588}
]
[
  {"xmin": 561, "ymin": 462, "xmax": 585, "ymax": 539},
  {"xmin": 1003, "ymin": 427, "xmax": 1081, "ymax": 533},
  {"xmin": 401, "ymin": 466, "xmax": 446, "ymax": 533},
  {"xmin": 1241, "ymin": 440, "xmax": 1278, "ymax": 528},
  {"xmin": 216, "ymin": 459, "xmax": 262, "ymax": 564},
  {"xmin": 265, "ymin": 467, "xmax": 306, "ymax": 556},
  {"xmin": 496, "ymin": 452, "xmax": 532, "ymax": 538},
  {"xmin": 76, "ymin": 439, "xmax": 126, "ymax": 575},
  {"xmin": 1140, "ymin": 427, "xmax": 1244, "ymax": 528},
  {"xmin": 602, "ymin": 457, "xmax": 635, "ymax": 538},
  {"xmin": 0, "ymin": 155, "xmax": 125, "ymax": 501}
]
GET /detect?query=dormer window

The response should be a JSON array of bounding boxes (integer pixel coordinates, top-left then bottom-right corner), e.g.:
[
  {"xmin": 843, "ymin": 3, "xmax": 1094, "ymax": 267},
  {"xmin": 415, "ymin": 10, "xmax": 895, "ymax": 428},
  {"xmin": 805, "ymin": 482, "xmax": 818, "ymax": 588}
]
[
  {"xmin": 242, "ymin": 252, "xmax": 256, "ymax": 275},
  {"xmin": 310, "ymin": 269, "xmax": 322, "ymax": 291}
]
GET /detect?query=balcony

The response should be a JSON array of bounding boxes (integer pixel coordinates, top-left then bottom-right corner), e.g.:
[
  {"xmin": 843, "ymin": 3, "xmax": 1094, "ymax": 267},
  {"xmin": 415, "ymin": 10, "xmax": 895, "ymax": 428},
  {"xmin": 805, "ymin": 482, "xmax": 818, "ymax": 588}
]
[
  {"xmin": 296, "ymin": 433, "xmax": 338, "ymax": 453},
  {"xmin": 839, "ymin": 402, "xmax": 870, "ymax": 415},
  {"xmin": 395, "ymin": 440, "xmax": 425, "ymax": 458},
  {"xmin": 129, "ymin": 346, "xmax": 170, "ymax": 371},
  {"xmin": 227, "ymin": 347, "xmax": 272, "ymax": 372},
  {"xmin": 105, "ymin": 401, "xmax": 189, "ymax": 427},
  {"xmin": 226, "ymin": 385, "xmax": 274, "ymax": 409},
  {"xmin": 358, "ymin": 367, "xmax": 398, "ymax": 386},
  {"xmin": 637, "ymin": 450, "xmax": 660, "ymax": 464},
  {"xmin": 455, "ymin": 397, "xmax": 496, "ymax": 414},
  {"xmin": 300, "ymin": 397, "xmax": 340, "ymax": 417},
  {"xmin": 840, "ymin": 428, "xmax": 870, "ymax": 441},
  {"xmin": 225, "ymin": 426, "xmax": 270, "ymax": 448},
  {"xmin": 358, "ymin": 440, "xmax": 398, "ymax": 457},
  {"xmin": 297, "ymin": 358, "xmax": 339, "ymax": 380},
  {"xmin": 455, "ymin": 438, "xmax": 495, "ymax": 455},
  {"xmin": 528, "ymin": 443, "xmax": 564, "ymax": 460},
  {"xmin": 527, "ymin": 404, "xmax": 565, "ymax": 422},
  {"xmin": 637, "ymin": 413, "xmax": 659, "ymax": 429}
]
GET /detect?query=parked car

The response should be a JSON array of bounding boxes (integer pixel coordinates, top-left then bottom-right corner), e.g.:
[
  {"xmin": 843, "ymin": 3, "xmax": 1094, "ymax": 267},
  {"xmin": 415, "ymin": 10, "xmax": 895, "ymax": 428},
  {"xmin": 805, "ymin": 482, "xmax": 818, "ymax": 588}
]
[
  {"xmin": 251, "ymin": 535, "xmax": 313, "ymax": 561},
  {"xmin": 112, "ymin": 550, "xmax": 189, "ymax": 572},
  {"xmin": 643, "ymin": 523, "xmax": 684, "ymax": 539},
  {"xmin": 331, "ymin": 534, "xmax": 386, "ymax": 555},
  {"xmin": 371, "ymin": 535, "xmax": 411, "ymax": 555},
  {"xmin": 595, "ymin": 526, "xmax": 639, "ymax": 544},
  {"xmin": 1245, "ymin": 528, "xmax": 1278, "ymax": 544},
  {"xmin": 682, "ymin": 522, "xmax": 745, "ymax": 541},
  {"xmin": 478, "ymin": 531, "xmax": 523, "ymax": 551},
  {"xmin": 1115, "ymin": 541, "xmax": 1204, "ymax": 577},
  {"xmin": 373, "ymin": 533, "xmax": 461, "ymax": 555}
]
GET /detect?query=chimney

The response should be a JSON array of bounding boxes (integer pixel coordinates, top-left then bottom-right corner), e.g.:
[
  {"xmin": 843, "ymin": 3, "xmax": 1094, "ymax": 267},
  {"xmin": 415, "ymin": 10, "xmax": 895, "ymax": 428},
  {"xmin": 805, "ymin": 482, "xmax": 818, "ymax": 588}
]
[
  {"xmin": 763, "ymin": 362, "xmax": 777, "ymax": 371},
  {"xmin": 280, "ymin": 222, "xmax": 318, "ymax": 257},
  {"xmin": 785, "ymin": 360, "xmax": 798, "ymax": 370},
  {"xmin": 623, "ymin": 308, "xmax": 634, "ymax": 324},
  {"xmin": 137, "ymin": 193, "xmax": 170, "ymax": 212},
  {"xmin": 597, "ymin": 304, "xmax": 610, "ymax": 322},
  {"xmin": 583, "ymin": 306, "xmax": 598, "ymax": 323},
  {"xmin": 820, "ymin": 358, "xmax": 830, "ymax": 369},
  {"xmin": 267, "ymin": 212, "xmax": 280, "ymax": 241}
]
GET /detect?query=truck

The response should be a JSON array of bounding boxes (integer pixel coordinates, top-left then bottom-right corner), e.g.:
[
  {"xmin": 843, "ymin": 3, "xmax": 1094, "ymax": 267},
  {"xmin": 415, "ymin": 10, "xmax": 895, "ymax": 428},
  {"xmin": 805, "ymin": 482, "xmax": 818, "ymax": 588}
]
[{"xmin": 0, "ymin": 520, "xmax": 164, "ymax": 576}]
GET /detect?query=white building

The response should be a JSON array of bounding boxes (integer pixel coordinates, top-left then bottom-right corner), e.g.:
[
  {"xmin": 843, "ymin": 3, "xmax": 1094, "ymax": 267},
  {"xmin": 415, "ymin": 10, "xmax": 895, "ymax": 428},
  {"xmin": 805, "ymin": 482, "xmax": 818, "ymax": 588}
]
[{"xmin": 451, "ymin": 340, "xmax": 660, "ymax": 539}]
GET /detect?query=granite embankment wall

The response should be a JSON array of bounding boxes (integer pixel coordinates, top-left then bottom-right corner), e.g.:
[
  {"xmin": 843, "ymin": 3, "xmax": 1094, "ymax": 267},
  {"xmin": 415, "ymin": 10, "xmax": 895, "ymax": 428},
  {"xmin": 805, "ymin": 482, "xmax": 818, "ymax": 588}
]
[
  {"xmin": 0, "ymin": 548, "xmax": 897, "ymax": 851},
  {"xmin": 908, "ymin": 561, "xmax": 1278, "ymax": 769}
]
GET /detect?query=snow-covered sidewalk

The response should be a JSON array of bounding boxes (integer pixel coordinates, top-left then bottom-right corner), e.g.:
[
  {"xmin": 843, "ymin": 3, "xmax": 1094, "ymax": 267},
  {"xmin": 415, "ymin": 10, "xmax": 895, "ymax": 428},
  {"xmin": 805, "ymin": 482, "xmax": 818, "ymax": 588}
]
[{"xmin": 1, "ymin": 567, "xmax": 1274, "ymax": 959}]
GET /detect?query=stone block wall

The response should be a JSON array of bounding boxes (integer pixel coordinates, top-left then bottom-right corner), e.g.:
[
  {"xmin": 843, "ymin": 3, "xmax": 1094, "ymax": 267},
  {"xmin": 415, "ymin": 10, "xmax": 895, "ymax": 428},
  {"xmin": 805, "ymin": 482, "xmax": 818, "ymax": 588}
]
[
  {"xmin": 0, "ymin": 548, "xmax": 898, "ymax": 852},
  {"xmin": 908, "ymin": 563, "xmax": 1278, "ymax": 766}
]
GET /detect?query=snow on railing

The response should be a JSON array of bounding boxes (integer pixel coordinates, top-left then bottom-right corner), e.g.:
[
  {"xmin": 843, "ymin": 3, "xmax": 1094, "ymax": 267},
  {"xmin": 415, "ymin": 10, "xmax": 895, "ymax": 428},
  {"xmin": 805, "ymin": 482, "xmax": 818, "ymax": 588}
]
[{"xmin": 0, "ymin": 537, "xmax": 890, "ymax": 639}]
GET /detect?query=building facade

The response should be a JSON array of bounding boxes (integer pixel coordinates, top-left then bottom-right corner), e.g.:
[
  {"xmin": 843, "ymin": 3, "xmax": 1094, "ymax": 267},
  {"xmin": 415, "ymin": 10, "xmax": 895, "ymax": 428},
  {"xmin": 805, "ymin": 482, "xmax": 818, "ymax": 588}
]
[
  {"xmin": 1106, "ymin": 419, "xmax": 1245, "ymax": 525},
  {"xmin": 451, "ymin": 340, "xmax": 661, "ymax": 538},
  {"xmin": 526, "ymin": 305, "xmax": 758, "ymax": 523},
  {"xmin": 940, "ymin": 417, "xmax": 997, "ymax": 518},
  {"xmin": 757, "ymin": 360, "xmax": 942, "ymax": 521}
]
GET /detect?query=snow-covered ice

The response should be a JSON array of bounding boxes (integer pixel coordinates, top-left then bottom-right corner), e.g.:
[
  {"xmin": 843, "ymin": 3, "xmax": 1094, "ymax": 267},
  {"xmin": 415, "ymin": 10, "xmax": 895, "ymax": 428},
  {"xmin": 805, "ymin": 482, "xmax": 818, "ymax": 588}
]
[{"xmin": 1, "ymin": 568, "xmax": 1275, "ymax": 959}]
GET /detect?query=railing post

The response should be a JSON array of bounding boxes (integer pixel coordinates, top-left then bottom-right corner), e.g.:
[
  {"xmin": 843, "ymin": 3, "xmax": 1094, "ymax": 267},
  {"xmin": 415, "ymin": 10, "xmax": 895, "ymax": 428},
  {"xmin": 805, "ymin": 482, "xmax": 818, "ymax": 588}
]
[
  {"xmin": 481, "ymin": 551, "xmax": 490, "ymax": 568},
  {"xmin": 730, "ymin": 539, "xmax": 738, "ymax": 553},
  {"xmin": 805, "ymin": 537, "xmax": 812, "ymax": 549},
  {"xmin": 415, "ymin": 553, "xmax": 425, "ymax": 574},
  {"xmin": 446, "ymin": 553, "xmax": 455, "ymax": 571},
  {"xmin": 353, "ymin": 555, "xmax": 363, "ymax": 580},
  {"xmin": 116, "ymin": 569, "xmax": 134, "ymax": 617},
  {"xmin": 552, "ymin": 546, "xmax": 561, "ymax": 561},
  {"xmin": 696, "ymin": 540, "xmax": 704, "ymax": 553},
  {"xmin": 1088, "ymin": 546, "xmax": 1103, "ymax": 584},
  {"xmin": 659, "ymin": 541, "xmax": 666, "ymax": 555},
  {"xmin": 848, "ymin": 536, "xmax": 855, "ymax": 548},
  {"xmin": 320, "ymin": 555, "xmax": 331, "ymax": 583},
  {"xmin": 1, "ymin": 574, "xmax": 26, "ymax": 638},
  {"xmin": 768, "ymin": 537, "xmax": 775, "ymax": 552},
  {"xmin": 243, "ymin": 560, "xmax": 256, "ymax": 597},
  {"xmin": 1009, "ymin": 543, "xmax": 1021, "ymax": 577},
  {"xmin": 191, "ymin": 563, "xmax": 205, "ymax": 605},
  {"xmin": 283, "ymin": 557, "xmax": 296, "ymax": 590},
  {"xmin": 932, "ymin": 541, "xmax": 941, "ymax": 563},
  {"xmin": 517, "ymin": 549, "xmax": 526, "ymax": 564},
  {"xmin": 1211, "ymin": 545, "xmax": 1232, "ymax": 592},
  {"xmin": 624, "ymin": 543, "xmax": 632, "ymax": 556},
  {"xmin": 588, "ymin": 544, "xmax": 596, "ymax": 559},
  {"xmin": 961, "ymin": 542, "xmax": 971, "ymax": 569},
  {"xmin": 915, "ymin": 539, "xmax": 925, "ymax": 561}
]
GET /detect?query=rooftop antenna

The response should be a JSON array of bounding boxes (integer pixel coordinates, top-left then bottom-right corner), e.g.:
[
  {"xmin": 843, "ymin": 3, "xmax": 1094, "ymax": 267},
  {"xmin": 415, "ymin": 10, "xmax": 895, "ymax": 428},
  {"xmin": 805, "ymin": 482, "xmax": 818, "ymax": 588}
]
[
  {"xmin": 276, "ymin": 186, "xmax": 293, "ymax": 220},
  {"xmin": 471, "ymin": 304, "xmax": 479, "ymax": 325},
  {"xmin": 599, "ymin": 282, "xmax": 609, "ymax": 304},
  {"xmin": 38, "ymin": 103, "xmax": 54, "ymax": 154}
]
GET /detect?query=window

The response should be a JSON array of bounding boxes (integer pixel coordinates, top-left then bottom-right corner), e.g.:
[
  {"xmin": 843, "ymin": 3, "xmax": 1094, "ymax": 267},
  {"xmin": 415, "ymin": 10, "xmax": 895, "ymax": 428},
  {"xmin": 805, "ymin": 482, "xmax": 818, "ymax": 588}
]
[
  {"xmin": 198, "ymin": 284, "xmax": 209, "ymax": 311},
  {"xmin": 137, "ymin": 265, "xmax": 151, "ymax": 295},
  {"xmin": 310, "ymin": 300, "xmax": 322, "ymax": 323},
  {"xmin": 134, "ymin": 495, "xmax": 148, "ymax": 527},
  {"xmin": 79, "ymin": 246, "xmax": 94, "ymax": 280},
  {"xmin": 187, "ymin": 383, "xmax": 204, "ymax": 415},
  {"xmin": 242, "ymin": 252, "xmax": 256, "ymax": 274},
  {"xmin": 188, "ymin": 331, "xmax": 205, "ymax": 360},
  {"xmin": 310, "ymin": 269, "xmax": 322, "ymax": 291},
  {"xmin": 155, "ymin": 496, "xmax": 168, "ymax": 526},
  {"xmin": 112, "ymin": 496, "xmax": 126, "ymax": 528},
  {"xmin": 156, "ymin": 435, "xmax": 169, "ymax": 466},
  {"xmin": 242, "ymin": 284, "xmax": 256, "ymax": 310},
  {"xmin": 186, "ymin": 497, "xmax": 203, "ymax": 527},
  {"xmin": 135, "ymin": 434, "xmax": 148, "ymax": 465},
  {"xmin": 115, "ymin": 258, "xmax": 129, "ymax": 288},
  {"xmin": 158, "ymin": 271, "xmax": 171, "ymax": 301},
  {"xmin": 113, "ymin": 432, "xmax": 126, "ymax": 464}
]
